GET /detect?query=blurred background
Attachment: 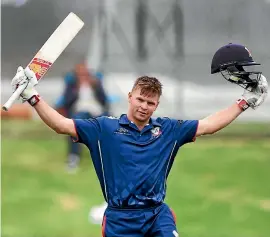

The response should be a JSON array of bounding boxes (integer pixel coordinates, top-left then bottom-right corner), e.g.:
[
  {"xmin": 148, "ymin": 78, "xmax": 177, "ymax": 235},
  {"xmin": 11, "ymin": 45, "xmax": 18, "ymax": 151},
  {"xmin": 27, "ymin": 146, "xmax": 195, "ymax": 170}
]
[{"xmin": 1, "ymin": 0, "xmax": 270, "ymax": 237}]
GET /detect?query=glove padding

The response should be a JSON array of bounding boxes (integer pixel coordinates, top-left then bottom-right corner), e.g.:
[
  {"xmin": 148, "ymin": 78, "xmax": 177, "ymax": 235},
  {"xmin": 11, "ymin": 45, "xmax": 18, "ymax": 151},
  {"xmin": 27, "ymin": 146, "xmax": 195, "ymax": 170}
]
[
  {"xmin": 241, "ymin": 74, "xmax": 268, "ymax": 110},
  {"xmin": 11, "ymin": 66, "xmax": 39, "ymax": 103}
]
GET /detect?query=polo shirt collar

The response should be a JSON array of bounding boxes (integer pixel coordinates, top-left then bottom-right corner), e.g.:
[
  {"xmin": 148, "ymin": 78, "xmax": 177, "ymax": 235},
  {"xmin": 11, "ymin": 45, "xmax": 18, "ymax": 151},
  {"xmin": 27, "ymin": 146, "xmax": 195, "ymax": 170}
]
[
  {"xmin": 119, "ymin": 114, "xmax": 130, "ymax": 125},
  {"xmin": 150, "ymin": 117, "xmax": 161, "ymax": 127},
  {"xmin": 119, "ymin": 114, "xmax": 161, "ymax": 127}
]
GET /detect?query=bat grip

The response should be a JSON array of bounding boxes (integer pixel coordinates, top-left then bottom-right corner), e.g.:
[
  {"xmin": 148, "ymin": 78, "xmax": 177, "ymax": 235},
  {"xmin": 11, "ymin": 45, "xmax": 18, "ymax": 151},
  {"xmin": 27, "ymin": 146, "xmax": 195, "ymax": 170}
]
[{"xmin": 2, "ymin": 84, "xmax": 27, "ymax": 111}]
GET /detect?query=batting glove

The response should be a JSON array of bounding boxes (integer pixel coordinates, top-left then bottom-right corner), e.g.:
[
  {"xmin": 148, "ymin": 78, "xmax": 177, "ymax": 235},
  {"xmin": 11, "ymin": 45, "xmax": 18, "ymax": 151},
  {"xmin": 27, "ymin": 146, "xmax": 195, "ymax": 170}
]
[
  {"xmin": 11, "ymin": 66, "xmax": 40, "ymax": 106},
  {"xmin": 237, "ymin": 74, "xmax": 268, "ymax": 111}
]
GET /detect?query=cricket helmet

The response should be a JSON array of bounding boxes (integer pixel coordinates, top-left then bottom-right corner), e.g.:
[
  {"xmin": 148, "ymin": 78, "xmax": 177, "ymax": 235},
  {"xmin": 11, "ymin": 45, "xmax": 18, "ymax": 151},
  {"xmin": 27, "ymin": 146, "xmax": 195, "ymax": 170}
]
[{"xmin": 211, "ymin": 43, "xmax": 261, "ymax": 90}]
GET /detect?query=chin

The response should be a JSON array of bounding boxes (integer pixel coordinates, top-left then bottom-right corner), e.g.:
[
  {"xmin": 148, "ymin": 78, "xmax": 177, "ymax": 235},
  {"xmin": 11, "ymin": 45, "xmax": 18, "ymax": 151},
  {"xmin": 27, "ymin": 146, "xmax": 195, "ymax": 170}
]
[{"xmin": 135, "ymin": 114, "xmax": 150, "ymax": 123}]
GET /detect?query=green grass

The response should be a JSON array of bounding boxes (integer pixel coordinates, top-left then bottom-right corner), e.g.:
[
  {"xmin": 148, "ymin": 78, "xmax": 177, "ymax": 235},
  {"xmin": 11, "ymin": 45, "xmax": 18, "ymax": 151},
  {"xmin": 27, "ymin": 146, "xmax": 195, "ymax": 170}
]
[{"xmin": 1, "ymin": 120, "xmax": 270, "ymax": 237}]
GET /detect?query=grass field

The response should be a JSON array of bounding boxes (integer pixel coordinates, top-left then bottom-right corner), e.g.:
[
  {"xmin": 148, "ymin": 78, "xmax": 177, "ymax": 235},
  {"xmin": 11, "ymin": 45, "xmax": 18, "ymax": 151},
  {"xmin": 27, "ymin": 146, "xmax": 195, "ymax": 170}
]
[{"xmin": 1, "ymin": 120, "xmax": 270, "ymax": 237}]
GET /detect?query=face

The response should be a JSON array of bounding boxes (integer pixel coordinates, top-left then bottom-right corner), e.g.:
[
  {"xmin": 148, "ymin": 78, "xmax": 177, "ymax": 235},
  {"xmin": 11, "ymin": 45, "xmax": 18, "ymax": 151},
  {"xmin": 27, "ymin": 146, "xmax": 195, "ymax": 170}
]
[{"xmin": 128, "ymin": 87, "xmax": 159, "ymax": 124}]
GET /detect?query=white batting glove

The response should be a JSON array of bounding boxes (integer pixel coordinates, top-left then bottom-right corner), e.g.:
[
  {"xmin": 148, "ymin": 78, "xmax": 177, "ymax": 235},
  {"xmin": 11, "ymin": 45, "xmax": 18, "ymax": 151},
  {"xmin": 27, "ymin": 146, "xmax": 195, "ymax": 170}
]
[
  {"xmin": 11, "ymin": 66, "xmax": 40, "ymax": 106},
  {"xmin": 237, "ymin": 74, "xmax": 268, "ymax": 110}
]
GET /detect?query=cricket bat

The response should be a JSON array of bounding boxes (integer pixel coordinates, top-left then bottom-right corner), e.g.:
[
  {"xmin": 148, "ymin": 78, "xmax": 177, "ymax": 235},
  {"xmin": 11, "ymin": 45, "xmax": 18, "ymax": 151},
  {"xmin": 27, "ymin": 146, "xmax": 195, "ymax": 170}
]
[{"xmin": 2, "ymin": 12, "xmax": 84, "ymax": 111}]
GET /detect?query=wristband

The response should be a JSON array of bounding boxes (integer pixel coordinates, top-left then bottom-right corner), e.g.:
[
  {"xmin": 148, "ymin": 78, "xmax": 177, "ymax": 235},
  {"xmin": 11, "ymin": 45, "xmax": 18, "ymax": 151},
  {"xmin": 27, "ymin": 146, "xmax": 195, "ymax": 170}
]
[
  {"xmin": 236, "ymin": 98, "xmax": 249, "ymax": 111},
  {"xmin": 28, "ymin": 95, "xmax": 40, "ymax": 106}
]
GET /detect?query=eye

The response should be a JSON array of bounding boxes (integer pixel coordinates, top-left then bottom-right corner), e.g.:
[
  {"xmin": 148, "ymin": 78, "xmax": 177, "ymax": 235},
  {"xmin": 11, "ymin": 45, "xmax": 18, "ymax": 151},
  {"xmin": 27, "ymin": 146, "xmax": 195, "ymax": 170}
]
[
  {"xmin": 148, "ymin": 102, "xmax": 155, "ymax": 106},
  {"xmin": 137, "ymin": 98, "xmax": 143, "ymax": 102}
]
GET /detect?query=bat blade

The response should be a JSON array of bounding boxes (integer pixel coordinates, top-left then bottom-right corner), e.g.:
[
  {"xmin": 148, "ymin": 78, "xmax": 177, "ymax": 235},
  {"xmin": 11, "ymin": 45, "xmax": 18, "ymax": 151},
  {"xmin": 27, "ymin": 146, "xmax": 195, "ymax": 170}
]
[{"xmin": 2, "ymin": 12, "xmax": 84, "ymax": 111}]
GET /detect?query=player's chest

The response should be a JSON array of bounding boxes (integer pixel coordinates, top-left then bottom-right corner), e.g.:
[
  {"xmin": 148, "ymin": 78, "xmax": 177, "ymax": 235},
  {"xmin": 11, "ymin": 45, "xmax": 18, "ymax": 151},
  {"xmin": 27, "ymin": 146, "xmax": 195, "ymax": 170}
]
[
  {"xmin": 100, "ymin": 126, "xmax": 176, "ymax": 167},
  {"xmin": 111, "ymin": 126, "xmax": 163, "ymax": 145},
  {"xmin": 106, "ymin": 126, "xmax": 171, "ymax": 158}
]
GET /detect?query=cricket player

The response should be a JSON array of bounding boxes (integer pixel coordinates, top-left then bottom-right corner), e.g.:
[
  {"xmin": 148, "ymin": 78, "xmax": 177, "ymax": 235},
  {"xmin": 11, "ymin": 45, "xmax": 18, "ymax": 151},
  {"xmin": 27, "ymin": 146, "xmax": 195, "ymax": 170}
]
[{"xmin": 10, "ymin": 44, "xmax": 268, "ymax": 236}]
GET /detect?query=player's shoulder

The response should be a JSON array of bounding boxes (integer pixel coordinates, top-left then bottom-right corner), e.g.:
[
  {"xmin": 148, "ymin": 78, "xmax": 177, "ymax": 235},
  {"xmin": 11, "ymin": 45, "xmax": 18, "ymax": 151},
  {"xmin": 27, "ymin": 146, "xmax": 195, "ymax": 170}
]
[
  {"xmin": 154, "ymin": 116, "xmax": 176, "ymax": 125},
  {"xmin": 158, "ymin": 117, "xmax": 199, "ymax": 131},
  {"xmin": 94, "ymin": 115, "xmax": 122, "ymax": 133},
  {"xmin": 154, "ymin": 117, "xmax": 187, "ymax": 130},
  {"xmin": 95, "ymin": 115, "xmax": 120, "ymax": 126},
  {"xmin": 99, "ymin": 115, "xmax": 119, "ymax": 121}
]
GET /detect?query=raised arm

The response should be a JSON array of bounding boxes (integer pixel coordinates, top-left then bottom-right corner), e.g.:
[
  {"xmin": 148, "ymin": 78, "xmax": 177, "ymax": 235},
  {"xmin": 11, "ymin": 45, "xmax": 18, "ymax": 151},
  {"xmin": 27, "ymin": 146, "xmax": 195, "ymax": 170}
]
[
  {"xmin": 196, "ymin": 103, "xmax": 242, "ymax": 136},
  {"xmin": 10, "ymin": 66, "xmax": 76, "ymax": 137},
  {"xmin": 34, "ymin": 99, "xmax": 76, "ymax": 136},
  {"xmin": 196, "ymin": 75, "xmax": 268, "ymax": 136}
]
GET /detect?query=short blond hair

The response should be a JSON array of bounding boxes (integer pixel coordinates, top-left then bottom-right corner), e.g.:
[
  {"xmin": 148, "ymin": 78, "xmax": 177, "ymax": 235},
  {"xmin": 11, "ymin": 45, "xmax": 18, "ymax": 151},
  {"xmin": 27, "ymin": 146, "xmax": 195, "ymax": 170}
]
[{"xmin": 132, "ymin": 76, "xmax": 163, "ymax": 97}]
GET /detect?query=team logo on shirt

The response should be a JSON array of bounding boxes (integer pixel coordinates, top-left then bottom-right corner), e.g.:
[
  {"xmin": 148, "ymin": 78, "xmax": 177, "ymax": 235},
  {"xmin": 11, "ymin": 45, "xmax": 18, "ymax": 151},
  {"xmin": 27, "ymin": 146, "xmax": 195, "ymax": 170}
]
[
  {"xmin": 151, "ymin": 127, "xmax": 162, "ymax": 137},
  {"xmin": 114, "ymin": 127, "xmax": 131, "ymax": 135}
]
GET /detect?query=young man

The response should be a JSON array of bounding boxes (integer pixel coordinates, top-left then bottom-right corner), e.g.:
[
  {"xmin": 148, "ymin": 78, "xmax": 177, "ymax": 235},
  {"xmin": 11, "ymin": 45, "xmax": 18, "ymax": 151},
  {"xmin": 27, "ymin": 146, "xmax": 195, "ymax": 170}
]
[
  {"xmin": 54, "ymin": 63, "xmax": 110, "ymax": 172},
  {"xmin": 10, "ymin": 44, "xmax": 268, "ymax": 237}
]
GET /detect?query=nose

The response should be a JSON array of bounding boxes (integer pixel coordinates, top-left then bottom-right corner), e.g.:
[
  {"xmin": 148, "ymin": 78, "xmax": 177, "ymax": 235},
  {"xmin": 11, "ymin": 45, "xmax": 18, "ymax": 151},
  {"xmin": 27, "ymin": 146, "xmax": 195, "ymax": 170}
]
[{"xmin": 140, "ymin": 102, "xmax": 148, "ymax": 110}]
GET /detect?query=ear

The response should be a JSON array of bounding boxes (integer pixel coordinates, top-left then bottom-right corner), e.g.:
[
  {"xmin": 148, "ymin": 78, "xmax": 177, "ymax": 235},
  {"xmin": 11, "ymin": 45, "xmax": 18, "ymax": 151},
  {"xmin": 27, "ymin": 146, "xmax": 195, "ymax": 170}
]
[
  {"xmin": 128, "ymin": 92, "xmax": 132, "ymax": 103},
  {"xmin": 154, "ymin": 101, "xmax": 160, "ymax": 111}
]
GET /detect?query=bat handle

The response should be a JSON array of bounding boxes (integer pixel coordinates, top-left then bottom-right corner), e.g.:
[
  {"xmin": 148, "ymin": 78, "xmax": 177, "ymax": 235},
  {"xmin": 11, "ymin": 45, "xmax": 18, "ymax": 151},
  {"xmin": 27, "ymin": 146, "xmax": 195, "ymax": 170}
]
[{"xmin": 2, "ymin": 84, "xmax": 27, "ymax": 111}]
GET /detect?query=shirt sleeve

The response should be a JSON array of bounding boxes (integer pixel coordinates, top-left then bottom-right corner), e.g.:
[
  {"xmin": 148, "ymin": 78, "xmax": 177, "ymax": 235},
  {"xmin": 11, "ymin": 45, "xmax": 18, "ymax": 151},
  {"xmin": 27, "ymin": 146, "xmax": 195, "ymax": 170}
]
[
  {"xmin": 72, "ymin": 118, "xmax": 101, "ymax": 146},
  {"xmin": 172, "ymin": 119, "xmax": 199, "ymax": 145}
]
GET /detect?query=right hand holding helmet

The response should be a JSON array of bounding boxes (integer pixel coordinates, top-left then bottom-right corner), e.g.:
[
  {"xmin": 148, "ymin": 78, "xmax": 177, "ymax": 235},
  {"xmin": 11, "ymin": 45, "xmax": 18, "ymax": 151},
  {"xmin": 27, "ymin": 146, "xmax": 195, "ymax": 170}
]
[{"xmin": 237, "ymin": 74, "xmax": 268, "ymax": 110}]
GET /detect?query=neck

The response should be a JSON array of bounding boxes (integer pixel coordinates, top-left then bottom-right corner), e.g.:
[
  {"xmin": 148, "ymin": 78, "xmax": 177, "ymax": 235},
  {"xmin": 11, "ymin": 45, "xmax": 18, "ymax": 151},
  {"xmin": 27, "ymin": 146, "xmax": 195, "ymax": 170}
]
[{"xmin": 127, "ymin": 113, "xmax": 149, "ymax": 131}]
